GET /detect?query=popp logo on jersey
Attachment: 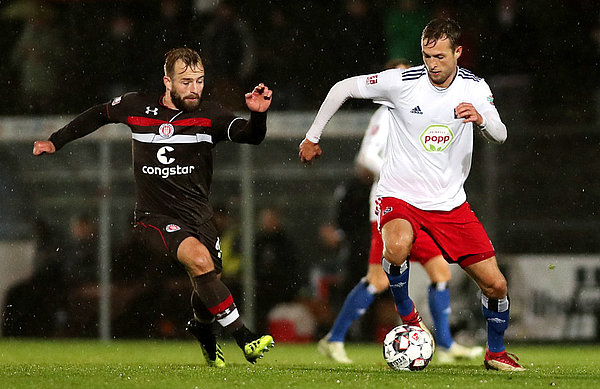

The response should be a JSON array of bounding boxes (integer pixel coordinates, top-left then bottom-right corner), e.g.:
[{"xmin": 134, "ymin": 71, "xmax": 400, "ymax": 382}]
[{"xmin": 420, "ymin": 125, "xmax": 454, "ymax": 152}]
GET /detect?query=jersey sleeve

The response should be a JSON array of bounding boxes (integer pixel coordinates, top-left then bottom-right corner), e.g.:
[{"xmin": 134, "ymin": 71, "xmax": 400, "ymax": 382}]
[
  {"xmin": 355, "ymin": 69, "xmax": 403, "ymax": 108},
  {"xmin": 204, "ymin": 102, "xmax": 265, "ymax": 145},
  {"xmin": 49, "ymin": 102, "xmax": 115, "ymax": 151},
  {"xmin": 227, "ymin": 111, "xmax": 267, "ymax": 145},
  {"xmin": 471, "ymin": 79, "xmax": 507, "ymax": 143},
  {"xmin": 471, "ymin": 79, "xmax": 497, "ymax": 116},
  {"xmin": 105, "ymin": 92, "xmax": 140, "ymax": 123},
  {"xmin": 305, "ymin": 70, "xmax": 403, "ymax": 144}
]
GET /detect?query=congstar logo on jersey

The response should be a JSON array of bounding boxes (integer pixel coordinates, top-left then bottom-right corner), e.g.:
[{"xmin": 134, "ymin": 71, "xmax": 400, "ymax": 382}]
[
  {"xmin": 420, "ymin": 125, "xmax": 454, "ymax": 152},
  {"xmin": 141, "ymin": 146, "xmax": 195, "ymax": 179}
]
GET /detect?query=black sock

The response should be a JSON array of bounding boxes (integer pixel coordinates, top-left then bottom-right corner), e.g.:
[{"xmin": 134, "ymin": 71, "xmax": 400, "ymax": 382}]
[
  {"xmin": 187, "ymin": 319, "xmax": 217, "ymax": 358},
  {"xmin": 192, "ymin": 271, "xmax": 243, "ymax": 331},
  {"xmin": 232, "ymin": 325, "xmax": 255, "ymax": 349}
]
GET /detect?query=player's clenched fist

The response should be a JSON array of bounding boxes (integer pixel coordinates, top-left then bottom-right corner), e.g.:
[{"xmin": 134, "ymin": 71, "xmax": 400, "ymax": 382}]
[
  {"xmin": 33, "ymin": 140, "xmax": 56, "ymax": 155},
  {"xmin": 299, "ymin": 138, "xmax": 322, "ymax": 163}
]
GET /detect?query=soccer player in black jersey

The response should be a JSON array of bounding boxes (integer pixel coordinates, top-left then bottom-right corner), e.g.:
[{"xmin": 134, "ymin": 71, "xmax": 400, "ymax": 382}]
[{"xmin": 33, "ymin": 47, "xmax": 274, "ymax": 367}]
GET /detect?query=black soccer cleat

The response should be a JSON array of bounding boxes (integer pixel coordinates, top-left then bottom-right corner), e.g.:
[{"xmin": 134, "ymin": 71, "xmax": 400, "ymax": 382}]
[{"xmin": 186, "ymin": 319, "xmax": 226, "ymax": 368}]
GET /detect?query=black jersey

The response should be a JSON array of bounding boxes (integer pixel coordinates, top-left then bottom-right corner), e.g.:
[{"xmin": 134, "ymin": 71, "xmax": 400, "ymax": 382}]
[{"xmin": 49, "ymin": 92, "xmax": 267, "ymax": 226}]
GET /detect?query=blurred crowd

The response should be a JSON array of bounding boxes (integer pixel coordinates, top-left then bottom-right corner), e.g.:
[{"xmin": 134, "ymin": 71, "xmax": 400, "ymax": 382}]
[
  {"xmin": 2, "ymin": 188, "xmax": 381, "ymax": 341},
  {"xmin": 0, "ymin": 0, "xmax": 598, "ymax": 122}
]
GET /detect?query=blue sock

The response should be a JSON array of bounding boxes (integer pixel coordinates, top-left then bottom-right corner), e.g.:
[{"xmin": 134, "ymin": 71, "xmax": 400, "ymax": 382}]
[
  {"xmin": 428, "ymin": 283, "xmax": 453, "ymax": 349},
  {"xmin": 382, "ymin": 258, "xmax": 413, "ymax": 316},
  {"xmin": 329, "ymin": 280, "xmax": 376, "ymax": 342},
  {"xmin": 481, "ymin": 295, "xmax": 509, "ymax": 353}
]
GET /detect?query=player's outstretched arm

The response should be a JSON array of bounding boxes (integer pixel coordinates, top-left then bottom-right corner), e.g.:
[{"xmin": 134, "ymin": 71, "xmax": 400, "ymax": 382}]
[
  {"xmin": 32, "ymin": 140, "xmax": 56, "ymax": 156},
  {"xmin": 245, "ymin": 83, "xmax": 272, "ymax": 112},
  {"xmin": 300, "ymin": 77, "xmax": 363, "ymax": 164},
  {"xmin": 299, "ymin": 138, "xmax": 322, "ymax": 163}
]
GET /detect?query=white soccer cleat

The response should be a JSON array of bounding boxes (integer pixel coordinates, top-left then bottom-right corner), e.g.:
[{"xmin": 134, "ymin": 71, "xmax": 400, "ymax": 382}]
[
  {"xmin": 317, "ymin": 336, "xmax": 353, "ymax": 364},
  {"xmin": 436, "ymin": 342, "xmax": 484, "ymax": 364}
]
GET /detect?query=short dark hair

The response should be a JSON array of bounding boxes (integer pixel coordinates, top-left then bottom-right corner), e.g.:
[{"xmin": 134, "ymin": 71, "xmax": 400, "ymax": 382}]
[
  {"xmin": 164, "ymin": 48, "xmax": 204, "ymax": 78},
  {"xmin": 385, "ymin": 58, "xmax": 411, "ymax": 70},
  {"xmin": 421, "ymin": 18, "xmax": 462, "ymax": 50}
]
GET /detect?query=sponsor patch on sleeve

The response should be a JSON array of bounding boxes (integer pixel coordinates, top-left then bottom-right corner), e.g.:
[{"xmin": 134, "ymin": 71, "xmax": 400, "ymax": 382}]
[
  {"xmin": 487, "ymin": 95, "xmax": 495, "ymax": 106},
  {"xmin": 111, "ymin": 96, "xmax": 122, "ymax": 106},
  {"xmin": 366, "ymin": 75, "xmax": 378, "ymax": 85}
]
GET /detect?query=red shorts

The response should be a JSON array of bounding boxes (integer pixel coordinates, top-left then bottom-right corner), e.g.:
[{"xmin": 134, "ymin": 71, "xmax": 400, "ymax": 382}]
[
  {"xmin": 368, "ymin": 222, "xmax": 442, "ymax": 266},
  {"xmin": 376, "ymin": 197, "xmax": 495, "ymax": 268}
]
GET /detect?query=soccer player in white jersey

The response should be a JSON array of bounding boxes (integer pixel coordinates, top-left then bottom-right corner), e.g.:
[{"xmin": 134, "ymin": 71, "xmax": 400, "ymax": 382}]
[
  {"xmin": 318, "ymin": 58, "xmax": 484, "ymax": 365},
  {"xmin": 300, "ymin": 19, "xmax": 524, "ymax": 372}
]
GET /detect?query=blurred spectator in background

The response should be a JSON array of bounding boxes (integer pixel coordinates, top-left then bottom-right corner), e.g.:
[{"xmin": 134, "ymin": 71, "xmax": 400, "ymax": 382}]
[
  {"xmin": 478, "ymin": 0, "xmax": 533, "ymax": 124},
  {"xmin": 309, "ymin": 168, "xmax": 372, "ymax": 337},
  {"xmin": 331, "ymin": 0, "xmax": 387, "ymax": 110},
  {"xmin": 255, "ymin": 6, "xmax": 306, "ymax": 110},
  {"xmin": 384, "ymin": 0, "xmax": 430, "ymax": 64},
  {"xmin": 480, "ymin": 0, "xmax": 530, "ymax": 76},
  {"xmin": 335, "ymin": 0, "xmax": 386, "ymax": 78},
  {"xmin": 593, "ymin": 9, "xmax": 600, "ymax": 123},
  {"xmin": 331, "ymin": 167, "xmax": 373, "ymax": 300},
  {"xmin": 60, "ymin": 214, "xmax": 100, "ymax": 336},
  {"xmin": 11, "ymin": 3, "xmax": 65, "ymax": 114},
  {"xmin": 430, "ymin": 2, "xmax": 479, "ymax": 70},
  {"xmin": 200, "ymin": 0, "xmax": 256, "ymax": 109},
  {"xmin": 100, "ymin": 8, "xmax": 138, "ymax": 99},
  {"xmin": 212, "ymin": 203, "xmax": 244, "ymax": 301},
  {"xmin": 254, "ymin": 206, "xmax": 300, "ymax": 333},
  {"xmin": 141, "ymin": 0, "xmax": 195, "ymax": 88},
  {"xmin": 4, "ymin": 213, "xmax": 102, "ymax": 337},
  {"xmin": 2, "ymin": 218, "xmax": 61, "ymax": 337},
  {"xmin": 0, "ymin": 148, "xmax": 31, "ymax": 239}
]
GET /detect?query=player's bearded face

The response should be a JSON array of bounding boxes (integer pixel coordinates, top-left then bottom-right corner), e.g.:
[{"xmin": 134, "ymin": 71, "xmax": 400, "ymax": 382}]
[
  {"xmin": 422, "ymin": 37, "xmax": 461, "ymax": 88},
  {"xmin": 170, "ymin": 88, "xmax": 201, "ymax": 112},
  {"xmin": 168, "ymin": 62, "xmax": 205, "ymax": 112}
]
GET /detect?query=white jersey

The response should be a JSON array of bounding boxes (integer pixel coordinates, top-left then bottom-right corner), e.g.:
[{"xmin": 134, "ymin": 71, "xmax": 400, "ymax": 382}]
[
  {"xmin": 355, "ymin": 105, "xmax": 390, "ymax": 222},
  {"xmin": 306, "ymin": 65, "xmax": 506, "ymax": 211}
]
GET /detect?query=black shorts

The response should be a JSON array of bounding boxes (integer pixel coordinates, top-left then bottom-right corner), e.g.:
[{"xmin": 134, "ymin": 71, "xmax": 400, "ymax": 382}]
[{"xmin": 134, "ymin": 213, "xmax": 223, "ymax": 273}]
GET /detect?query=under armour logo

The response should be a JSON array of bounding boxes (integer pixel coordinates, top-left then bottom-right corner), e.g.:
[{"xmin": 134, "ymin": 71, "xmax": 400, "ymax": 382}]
[{"xmin": 145, "ymin": 106, "xmax": 158, "ymax": 115}]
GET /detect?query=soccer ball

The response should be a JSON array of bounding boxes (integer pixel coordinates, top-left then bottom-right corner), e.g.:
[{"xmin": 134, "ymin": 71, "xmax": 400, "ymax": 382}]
[{"xmin": 383, "ymin": 325, "xmax": 434, "ymax": 371}]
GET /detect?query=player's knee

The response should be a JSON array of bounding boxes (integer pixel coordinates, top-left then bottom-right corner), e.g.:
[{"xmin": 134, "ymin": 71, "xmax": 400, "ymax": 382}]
[
  {"xmin": 177, "ymin": 236, "xmax": 217, "ymax": 275},
  {"xmin": 190, "ymin": 256, "xmax": 214, "ymax": 272},
  {"xmin": 178, "ymin": 246, "xmax": 215, "ymax": 275},
  {"xmin": 382, "ymin": 238, "xmax": 411, "ymax": 265},
  {"xmin": 481, "ymin": 277, "xmax": 507, "ymax": 299}
]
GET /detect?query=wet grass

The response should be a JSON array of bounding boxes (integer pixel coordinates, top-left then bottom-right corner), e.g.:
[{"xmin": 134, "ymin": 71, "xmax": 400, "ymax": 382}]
[{"xmin": 0, "ymin": 339, "xmax": 598, "ymax": 388}]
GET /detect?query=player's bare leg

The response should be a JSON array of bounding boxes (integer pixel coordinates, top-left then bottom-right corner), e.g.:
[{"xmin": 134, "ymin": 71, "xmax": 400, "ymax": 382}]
[
  {"xmin": 465, "ymin": 257, "xmax": 524, "ymax": 371},
  {"xmin": 381, "ymin": 219, "xmax": 428, "ymax": 332}
]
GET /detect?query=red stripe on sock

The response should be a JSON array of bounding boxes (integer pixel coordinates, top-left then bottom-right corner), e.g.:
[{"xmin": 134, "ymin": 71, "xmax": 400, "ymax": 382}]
[{"xmin": 207, "ymin": 294, "xmax": 234, "ymax": 315}]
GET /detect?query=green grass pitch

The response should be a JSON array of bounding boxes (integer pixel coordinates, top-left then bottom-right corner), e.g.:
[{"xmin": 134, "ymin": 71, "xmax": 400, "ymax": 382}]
[{"xmin": 1, "ymin": 339, "xmax": 599, "ymax": 388}]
